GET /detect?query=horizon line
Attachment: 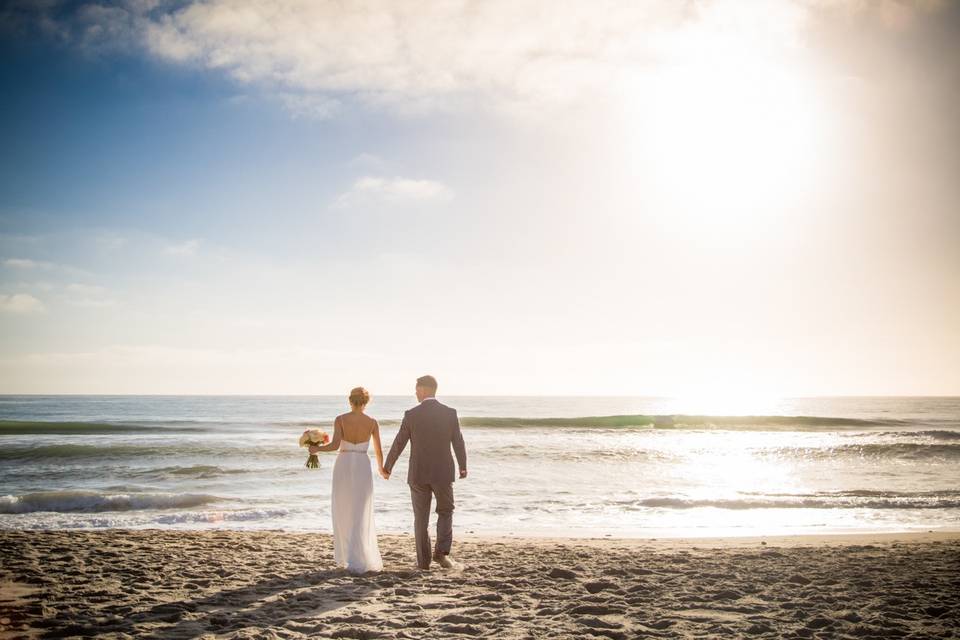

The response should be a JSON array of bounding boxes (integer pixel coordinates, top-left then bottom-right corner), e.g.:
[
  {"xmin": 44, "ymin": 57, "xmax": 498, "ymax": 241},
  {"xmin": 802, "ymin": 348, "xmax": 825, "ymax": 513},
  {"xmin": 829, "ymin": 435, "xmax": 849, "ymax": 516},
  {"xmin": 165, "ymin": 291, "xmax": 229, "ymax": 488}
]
[{"xmin": 1, "ymin": 393, "xmax": 958, "ymax": 399}]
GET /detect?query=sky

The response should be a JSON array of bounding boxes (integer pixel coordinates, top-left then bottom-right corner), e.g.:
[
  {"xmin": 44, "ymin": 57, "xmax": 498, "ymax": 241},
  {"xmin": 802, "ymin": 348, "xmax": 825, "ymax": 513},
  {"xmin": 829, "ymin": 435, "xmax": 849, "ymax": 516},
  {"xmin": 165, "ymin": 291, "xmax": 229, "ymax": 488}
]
[{"xmin": 1, "ymin": 0, "xmax": 958, "ymax": 397}]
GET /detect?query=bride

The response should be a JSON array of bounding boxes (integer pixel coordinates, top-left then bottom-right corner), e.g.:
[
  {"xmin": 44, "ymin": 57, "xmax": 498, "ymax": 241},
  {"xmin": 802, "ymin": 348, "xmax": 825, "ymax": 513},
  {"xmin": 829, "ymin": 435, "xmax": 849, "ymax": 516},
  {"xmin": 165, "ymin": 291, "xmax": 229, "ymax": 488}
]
[{"xmin": 312, "ymin": 387, "xmax": 385, "ymax": 573}]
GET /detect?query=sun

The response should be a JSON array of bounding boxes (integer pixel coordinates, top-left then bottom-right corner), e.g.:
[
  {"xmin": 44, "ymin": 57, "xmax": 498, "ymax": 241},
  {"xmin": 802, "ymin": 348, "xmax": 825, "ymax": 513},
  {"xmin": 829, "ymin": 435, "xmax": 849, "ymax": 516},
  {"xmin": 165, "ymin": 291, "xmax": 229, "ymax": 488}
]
[
  {"xmin": 649, "ymin": 61, "xmax": 821, "ymax": 206},
  {"xmin": 618, "ymin": 30, "xmax": 830, "ymax": 239}
]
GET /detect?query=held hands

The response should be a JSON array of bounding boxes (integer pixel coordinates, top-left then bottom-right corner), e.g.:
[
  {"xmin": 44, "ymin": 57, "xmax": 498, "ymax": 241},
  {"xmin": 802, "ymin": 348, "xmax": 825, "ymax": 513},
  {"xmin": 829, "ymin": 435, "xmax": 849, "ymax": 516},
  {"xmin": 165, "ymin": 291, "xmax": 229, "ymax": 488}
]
[{"xmin": 375, "ymin": 467, "xmax": 462, "ymax": 480}]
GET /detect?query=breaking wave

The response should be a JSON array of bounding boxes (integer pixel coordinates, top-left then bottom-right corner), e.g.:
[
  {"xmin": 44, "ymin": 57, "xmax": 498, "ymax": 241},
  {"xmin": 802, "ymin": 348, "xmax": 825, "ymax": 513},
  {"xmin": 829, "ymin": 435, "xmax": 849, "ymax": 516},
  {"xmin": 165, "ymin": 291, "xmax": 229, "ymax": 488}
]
[
  {"xmin": 631, "ymin": 491, "xmax": 960, "ymax": 510},
  {"xmin": 457, "ymin": 414, "xmax": 923, "ymax": 430},
  {"xmin": 0, "ymin": 491, "xmax": 222, "ymax": 514}
]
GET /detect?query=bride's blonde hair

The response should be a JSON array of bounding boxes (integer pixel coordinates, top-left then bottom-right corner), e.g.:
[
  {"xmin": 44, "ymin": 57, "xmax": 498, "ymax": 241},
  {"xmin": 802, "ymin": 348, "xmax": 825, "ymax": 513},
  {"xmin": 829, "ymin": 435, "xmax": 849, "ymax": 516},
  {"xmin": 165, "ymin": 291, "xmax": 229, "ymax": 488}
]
[{"xmin": 349, "ymin": 387, "xmax": 370, "ymax": 408}]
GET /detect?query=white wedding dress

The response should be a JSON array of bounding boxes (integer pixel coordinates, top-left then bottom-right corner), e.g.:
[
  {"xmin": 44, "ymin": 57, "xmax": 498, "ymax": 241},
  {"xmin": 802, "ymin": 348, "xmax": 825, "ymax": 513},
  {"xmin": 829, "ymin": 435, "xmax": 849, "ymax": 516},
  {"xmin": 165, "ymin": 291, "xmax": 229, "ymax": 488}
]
[{"xmin": 331, "ymin": 439, "xmax": 383, "ymax": 573}]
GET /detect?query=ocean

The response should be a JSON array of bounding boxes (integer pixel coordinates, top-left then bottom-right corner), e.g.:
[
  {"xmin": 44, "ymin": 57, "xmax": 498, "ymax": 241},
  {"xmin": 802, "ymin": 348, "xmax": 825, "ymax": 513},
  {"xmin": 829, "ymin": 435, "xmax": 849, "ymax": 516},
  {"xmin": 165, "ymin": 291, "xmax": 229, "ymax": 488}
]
[{"xmin": 1, "ymin": 395, "xmax": 958, "ymax": 537}]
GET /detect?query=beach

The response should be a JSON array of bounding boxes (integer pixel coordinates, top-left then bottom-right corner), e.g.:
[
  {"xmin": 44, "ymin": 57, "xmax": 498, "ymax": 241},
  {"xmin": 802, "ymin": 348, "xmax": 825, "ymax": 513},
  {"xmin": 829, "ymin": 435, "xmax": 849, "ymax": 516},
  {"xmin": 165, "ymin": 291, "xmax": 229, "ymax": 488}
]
[
  {"xmin": 3, "ymin": 397, "xmax": 959, "ymax": 637},
  {"xmin": 2, "ymin": 530, "xmax": 958, "ymax": 639}
]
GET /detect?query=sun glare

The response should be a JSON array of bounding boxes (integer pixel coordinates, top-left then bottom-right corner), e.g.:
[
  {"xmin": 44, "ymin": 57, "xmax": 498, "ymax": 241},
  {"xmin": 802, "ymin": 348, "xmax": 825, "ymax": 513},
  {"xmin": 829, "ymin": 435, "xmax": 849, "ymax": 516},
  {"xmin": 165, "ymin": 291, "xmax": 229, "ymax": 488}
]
[
  {"xmin": 649, "ymin": 63, "xmax": 821, "ymax": 203},
  {"xmin": 667, "ymin": 388, "xmax": 784, "ymax": 417},
  {"xmin": 620, "ymin": 31, "xmax": 829, "ymax": 238}
]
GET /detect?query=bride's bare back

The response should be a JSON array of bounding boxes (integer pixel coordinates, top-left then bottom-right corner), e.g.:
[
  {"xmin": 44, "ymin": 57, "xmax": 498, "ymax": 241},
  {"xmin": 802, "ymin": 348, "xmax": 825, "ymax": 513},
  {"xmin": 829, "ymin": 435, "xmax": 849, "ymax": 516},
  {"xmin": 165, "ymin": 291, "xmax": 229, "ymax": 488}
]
[
  {"xmin": 339, "ymin": 411, "xmax": 377, "ymax": 444},
  {"xmin": 314, "ymin": 387, "xmax": 386, "ymax": 476}
]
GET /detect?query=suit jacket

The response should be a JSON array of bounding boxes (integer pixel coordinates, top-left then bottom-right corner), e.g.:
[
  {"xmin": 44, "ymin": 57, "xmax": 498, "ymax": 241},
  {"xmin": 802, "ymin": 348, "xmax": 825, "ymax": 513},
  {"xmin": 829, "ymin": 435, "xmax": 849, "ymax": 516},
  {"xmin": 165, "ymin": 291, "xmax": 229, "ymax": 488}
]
[{"xmin": 384, "ymin": 399, "xmax": 467, "ymax": 485}]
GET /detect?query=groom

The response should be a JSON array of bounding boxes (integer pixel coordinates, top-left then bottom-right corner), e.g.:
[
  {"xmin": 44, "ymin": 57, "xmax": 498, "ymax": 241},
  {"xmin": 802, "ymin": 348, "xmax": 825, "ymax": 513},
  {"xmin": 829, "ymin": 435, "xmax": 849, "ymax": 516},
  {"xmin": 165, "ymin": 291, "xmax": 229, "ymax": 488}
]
[{"xmin": 382, "ymin": 375, "xmax": 467, "ymax": 570}]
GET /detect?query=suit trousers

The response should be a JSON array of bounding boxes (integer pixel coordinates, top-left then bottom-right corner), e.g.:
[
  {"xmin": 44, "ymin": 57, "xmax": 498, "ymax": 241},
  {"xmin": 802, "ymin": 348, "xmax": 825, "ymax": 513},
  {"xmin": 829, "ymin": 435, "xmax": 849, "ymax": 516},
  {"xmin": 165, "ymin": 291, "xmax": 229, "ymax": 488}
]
[{"xmin": 409, "ymin": 482, "xmax": 454, "ymax": 568}]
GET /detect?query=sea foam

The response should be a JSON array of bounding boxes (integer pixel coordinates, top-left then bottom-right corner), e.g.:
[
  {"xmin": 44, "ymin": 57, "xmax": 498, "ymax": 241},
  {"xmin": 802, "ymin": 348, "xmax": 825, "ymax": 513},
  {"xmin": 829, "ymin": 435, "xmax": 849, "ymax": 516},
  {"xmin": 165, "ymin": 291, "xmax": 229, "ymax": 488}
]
[{"xmin": 0, "ymin": 490, "xmax": 221, "ymax": 514}]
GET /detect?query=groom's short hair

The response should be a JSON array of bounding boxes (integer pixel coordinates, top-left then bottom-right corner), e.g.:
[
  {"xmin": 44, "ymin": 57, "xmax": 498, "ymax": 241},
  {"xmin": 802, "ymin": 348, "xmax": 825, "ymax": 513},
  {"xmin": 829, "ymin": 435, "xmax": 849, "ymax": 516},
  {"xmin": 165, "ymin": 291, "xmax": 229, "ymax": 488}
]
[{"xmin": 416, "ymin": 375, "xmax": 438, "ymax": 391}]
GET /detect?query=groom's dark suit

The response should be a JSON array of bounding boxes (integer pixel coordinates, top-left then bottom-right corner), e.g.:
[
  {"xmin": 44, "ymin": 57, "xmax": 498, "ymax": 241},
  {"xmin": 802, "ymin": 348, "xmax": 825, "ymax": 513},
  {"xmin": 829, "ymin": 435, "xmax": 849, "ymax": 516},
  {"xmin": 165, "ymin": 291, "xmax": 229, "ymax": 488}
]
[{"xmin": 384, "ymin": 398, "xmax": 467, "ymax": 569}]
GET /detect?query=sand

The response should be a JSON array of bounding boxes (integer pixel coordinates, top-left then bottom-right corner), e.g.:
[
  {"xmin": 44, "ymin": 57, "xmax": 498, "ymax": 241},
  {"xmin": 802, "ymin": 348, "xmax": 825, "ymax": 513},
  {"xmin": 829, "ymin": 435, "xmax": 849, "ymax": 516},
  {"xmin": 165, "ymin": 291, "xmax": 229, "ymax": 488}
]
[{"xmin": 1, "ymin": 529, "xmax": 958, "ymax": 639}]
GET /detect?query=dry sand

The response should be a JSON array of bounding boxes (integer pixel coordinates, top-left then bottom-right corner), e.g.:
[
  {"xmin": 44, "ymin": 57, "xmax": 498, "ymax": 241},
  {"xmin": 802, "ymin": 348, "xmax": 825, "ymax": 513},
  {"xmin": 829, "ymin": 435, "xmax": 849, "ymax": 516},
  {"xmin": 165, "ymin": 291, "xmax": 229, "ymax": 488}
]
[{"xmin": 1, "ymin": 529, "xmax": 958, "ymax": 639}]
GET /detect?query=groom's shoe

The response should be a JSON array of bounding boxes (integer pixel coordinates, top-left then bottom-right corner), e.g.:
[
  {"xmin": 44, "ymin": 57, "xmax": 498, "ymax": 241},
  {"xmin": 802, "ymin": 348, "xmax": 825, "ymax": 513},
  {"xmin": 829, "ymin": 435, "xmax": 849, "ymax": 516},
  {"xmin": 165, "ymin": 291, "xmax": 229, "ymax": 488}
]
[{"xmin": 432, "ymin": 553, "xmax": 455, "ymax": 569}]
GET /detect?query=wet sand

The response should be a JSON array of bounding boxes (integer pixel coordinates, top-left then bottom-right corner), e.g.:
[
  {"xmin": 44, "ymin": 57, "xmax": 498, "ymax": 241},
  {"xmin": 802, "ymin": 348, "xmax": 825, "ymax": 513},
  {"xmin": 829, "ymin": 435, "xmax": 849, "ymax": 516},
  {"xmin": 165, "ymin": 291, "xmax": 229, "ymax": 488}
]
[{"xmin": 1, "ymin": 529, "xmax": 958, "ymax": 639}]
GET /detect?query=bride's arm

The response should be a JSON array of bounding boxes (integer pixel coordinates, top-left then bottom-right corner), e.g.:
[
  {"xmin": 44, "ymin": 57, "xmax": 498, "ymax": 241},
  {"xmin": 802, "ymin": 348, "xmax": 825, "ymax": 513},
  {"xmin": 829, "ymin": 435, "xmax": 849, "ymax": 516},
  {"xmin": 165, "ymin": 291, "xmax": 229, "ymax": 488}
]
[
  {"xmin": 314, "ymin": 416, "xmax": 342, "ymax": 452},
  {"xmin": 372, "ymin": 420, "xmax": 385, "ymax": 474}
]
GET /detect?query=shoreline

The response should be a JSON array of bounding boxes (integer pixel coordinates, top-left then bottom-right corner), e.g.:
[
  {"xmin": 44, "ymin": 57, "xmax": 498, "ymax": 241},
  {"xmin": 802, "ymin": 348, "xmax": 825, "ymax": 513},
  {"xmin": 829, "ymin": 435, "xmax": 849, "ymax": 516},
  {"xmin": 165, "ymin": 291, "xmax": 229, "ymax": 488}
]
[
  {"xmin": 457, "ymin": 528, "xmax": 960, "ymax": 546},
  {"xmin": 2, "ymin": 528, "xmax": 958, "ymax": 639},
  {"xmin": 5, "ymin": 525, "xmax": 956, "ymax": 544}
]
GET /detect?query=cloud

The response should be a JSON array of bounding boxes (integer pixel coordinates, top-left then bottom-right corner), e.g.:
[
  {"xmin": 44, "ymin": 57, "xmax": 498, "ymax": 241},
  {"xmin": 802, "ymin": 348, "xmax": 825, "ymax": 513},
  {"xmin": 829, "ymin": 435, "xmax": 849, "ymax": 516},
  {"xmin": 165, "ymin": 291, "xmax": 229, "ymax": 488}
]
[
  {"xmin": 135, "ymin": 0, "xmax": 691, "ymax": 116},
  {"xmin": 0, "ymin": 233, "xmax": 41, "ymax": 245},
  {"xmin": 65, "ymin": 283, "xmax": 106, "ymax": 295},
  {"xmin": 812, "ymin": 0, "xmax": 949, "ymax": 32},
  {"xmin": 9, "ymin": 281, "xmax": 55, "ymax": 292},
  {"xmin": 63, "ymin": 283, "xmax": 116, "ymax": 308},
  {"xmin": 274, "ymin": 92, "xmax": 340, "ymax": 120},
  {"xmin": 163, "ymin": 238, "xmax": 200, "ymax": 256},
  {"xmin": 334, "ymin": 176, "xmax": 453, "ymax": 209},
  {"xmin": 348, "ymin": 153, "xmax": 387, "ymax": 171},
  {"xmin": 95, "ymin": 232, "xmax": 127, "ymax": 250},
  {"xmin": 0, "ymin": 293, "xmax": 44, "ymax": 314},
  {"xmin": 8, "ymin": 0, "xmax": 957, "ymax": 119},
  {"xmin": 0, "ymin": 281, "xmax": 115, "ymax": 310},
  {"xmin": 3, "ymin": 257, "xmax": 55, "ymax": 270},
  {"xmin": 0, "ymin": 1, "xmax": 794, "ymax": 117},
  {"xmin": 1, "ymin": 257, "xmax": 90, "ymax": 278}
]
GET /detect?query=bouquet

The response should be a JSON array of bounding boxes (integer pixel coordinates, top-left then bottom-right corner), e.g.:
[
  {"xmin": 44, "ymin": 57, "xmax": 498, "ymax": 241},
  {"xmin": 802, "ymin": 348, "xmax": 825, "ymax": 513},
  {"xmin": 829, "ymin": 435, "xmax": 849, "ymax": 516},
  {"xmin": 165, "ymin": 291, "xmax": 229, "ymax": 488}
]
[{"xmin": 299, "ymin": 429, "xmax": 330, "ymax": 468}]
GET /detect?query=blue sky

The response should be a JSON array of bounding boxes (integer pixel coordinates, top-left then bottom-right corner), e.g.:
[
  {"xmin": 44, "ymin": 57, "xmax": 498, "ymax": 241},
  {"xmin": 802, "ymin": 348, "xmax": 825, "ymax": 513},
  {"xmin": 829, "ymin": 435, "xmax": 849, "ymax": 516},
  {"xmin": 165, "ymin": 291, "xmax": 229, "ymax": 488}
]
[
  {"xmin": 1, "ymin": 35, "xmax": 456, "ymax": 248},
  {"xmin": 1, "ymin": 0, "xmax": 958, "ymax": 397}
]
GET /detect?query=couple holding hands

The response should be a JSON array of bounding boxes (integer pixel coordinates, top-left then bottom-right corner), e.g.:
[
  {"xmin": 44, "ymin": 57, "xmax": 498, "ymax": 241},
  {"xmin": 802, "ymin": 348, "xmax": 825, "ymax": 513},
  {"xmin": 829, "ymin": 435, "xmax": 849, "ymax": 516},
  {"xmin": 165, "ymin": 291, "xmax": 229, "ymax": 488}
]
[{"xmin": 312, "ymin": 375, "xmax": 467, "ymax": 573}]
